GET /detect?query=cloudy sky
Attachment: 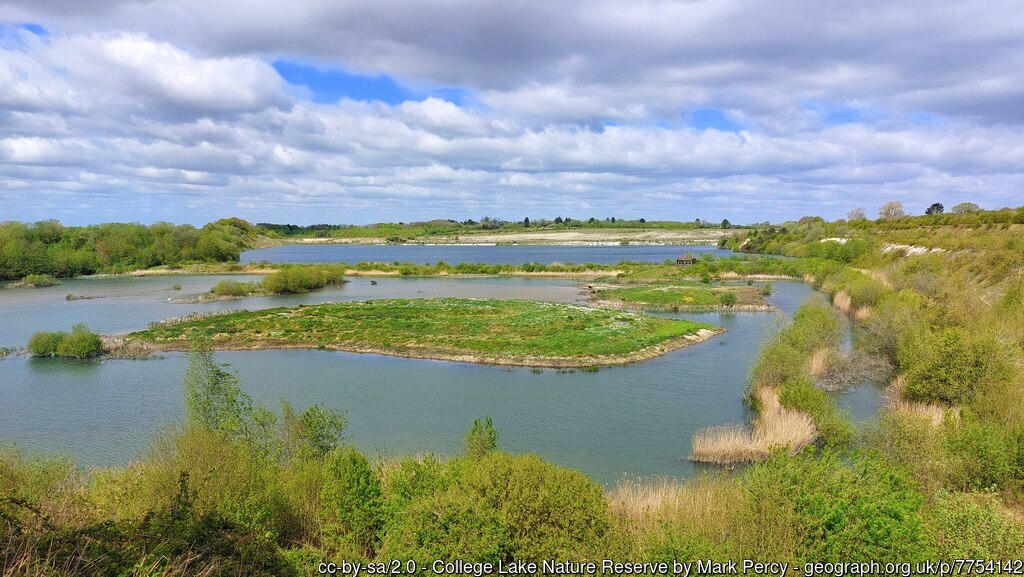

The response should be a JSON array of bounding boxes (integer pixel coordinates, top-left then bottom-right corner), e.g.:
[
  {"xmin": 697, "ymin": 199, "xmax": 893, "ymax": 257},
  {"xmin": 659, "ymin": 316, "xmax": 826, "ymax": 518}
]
[{"xmin": 1, "ymin": 1, "xmax": 1022, "ymax": 225}]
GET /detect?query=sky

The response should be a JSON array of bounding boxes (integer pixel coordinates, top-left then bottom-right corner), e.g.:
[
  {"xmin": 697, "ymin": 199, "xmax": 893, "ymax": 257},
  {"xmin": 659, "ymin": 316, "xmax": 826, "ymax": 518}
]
[{"xmin": 0, "ymin": 1, "xmax": 1022, "ymax": 226}]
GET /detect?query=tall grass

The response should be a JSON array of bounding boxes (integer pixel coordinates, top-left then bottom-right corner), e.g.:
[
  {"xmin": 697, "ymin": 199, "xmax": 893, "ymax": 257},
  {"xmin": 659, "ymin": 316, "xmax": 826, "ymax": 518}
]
[{"xmin": 690, "ymin": 388, "xmax": 817, "ymax": 464}]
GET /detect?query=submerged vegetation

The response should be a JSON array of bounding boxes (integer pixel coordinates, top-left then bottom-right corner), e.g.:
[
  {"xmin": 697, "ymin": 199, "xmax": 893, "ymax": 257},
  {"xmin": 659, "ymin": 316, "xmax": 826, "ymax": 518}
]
[{"xmin": 131, "ymin": 299, "xmax": 717, "ymax": 367}]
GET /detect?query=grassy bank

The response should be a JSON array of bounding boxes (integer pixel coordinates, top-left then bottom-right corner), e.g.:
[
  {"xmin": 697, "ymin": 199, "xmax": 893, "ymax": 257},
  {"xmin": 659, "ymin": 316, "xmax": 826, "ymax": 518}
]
[{"xmin": 130, "ymin": 298, "xmax": 719, "ymax": 367}]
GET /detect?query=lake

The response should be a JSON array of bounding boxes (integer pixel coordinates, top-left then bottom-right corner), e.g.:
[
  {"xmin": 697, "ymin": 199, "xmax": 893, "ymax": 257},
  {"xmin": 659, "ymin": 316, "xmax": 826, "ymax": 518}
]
[
  {"xmin": 241, "ymin": 243, "xmax": 739, "ymax": 265},
  {"xmin": 0, "ymin": 275, "xmax": 880, "ymax": 484}
]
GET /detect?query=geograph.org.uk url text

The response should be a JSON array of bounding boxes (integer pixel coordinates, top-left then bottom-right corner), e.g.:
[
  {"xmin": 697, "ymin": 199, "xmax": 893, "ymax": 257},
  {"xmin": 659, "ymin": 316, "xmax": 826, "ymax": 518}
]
[{"xmin": 315, "ymin": 559, "xmax": 1024, "ymax": 577}]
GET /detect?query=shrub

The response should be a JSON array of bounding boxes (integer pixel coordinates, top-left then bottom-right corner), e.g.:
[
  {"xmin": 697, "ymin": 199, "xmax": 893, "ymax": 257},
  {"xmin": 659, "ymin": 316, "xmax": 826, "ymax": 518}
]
[
  {"xmin": 900, "ymin": 328, "xmax": 1015, "ymax": 405},
  {"xmin": 926, "ymin": 491, "xmax": 1024, "ymax": 558},
  {"xmin": 28, "ymin": 330, "xmax": 67, "ymax": 356},
  {"xmin": 944, "ymin": 421, "xmax": 1019, "ymax": 491},
  {"xmin": 55, "ymin": 324, "xmax": 103, "ymax": 358},
  {"xmin": 465, "ymin": 453, "xmax": 609, "ymax": 560},
  {"xmin": 320, "ymin": 446, "xmax": 385, "ymax": 557},
  {"xmin": 211, "ymin": 280, "xmax": 258, "ymax": 297},
  {"xmin": 465, "ymin": 416, "xmax": 499, "ymax": 458},
  {"xmin": 380, "ymin": 486, "xmax": 507, "ymax": 562},
  {"xmin": 777, "ymin": 377, "xmax": 854, "ymax": 447},
  {"xmin": 21, "ymin": 273, "xmax": 59, "ymax": 287},
  {"xmin": 741, "ymin": 450, "xmax": 930, "ymax": 561},
  {"xmin": 261, "ymin": 266, "xmax": 345, "ymax": 294},
  {"xmin": 719, "ymin": 292, "xmax": 738, "ymax": 306}
]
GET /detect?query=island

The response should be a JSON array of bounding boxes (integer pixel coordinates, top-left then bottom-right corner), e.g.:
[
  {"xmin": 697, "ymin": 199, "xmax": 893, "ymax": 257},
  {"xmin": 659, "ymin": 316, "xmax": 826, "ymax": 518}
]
[{"xmin": 129, "ymin": 298, "xmax": 722, "ymax": 367}]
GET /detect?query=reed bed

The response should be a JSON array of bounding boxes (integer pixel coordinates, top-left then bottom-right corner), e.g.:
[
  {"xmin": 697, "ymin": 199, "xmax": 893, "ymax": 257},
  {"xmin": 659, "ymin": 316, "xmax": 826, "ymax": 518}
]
[
  {"xmin": 690, "ymin": 388, "xmax": 817, "ymax": 464},
  {"xmin": 883, "ymin": 375, "xmax": 956, "ymax": 426}
]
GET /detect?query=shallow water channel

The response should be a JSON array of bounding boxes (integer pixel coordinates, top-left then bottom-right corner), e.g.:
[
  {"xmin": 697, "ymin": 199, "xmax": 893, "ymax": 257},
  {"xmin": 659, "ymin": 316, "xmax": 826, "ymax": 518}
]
[{"xmin": 0, "ymin": 275, "xmax": 880, "ymax": 484}]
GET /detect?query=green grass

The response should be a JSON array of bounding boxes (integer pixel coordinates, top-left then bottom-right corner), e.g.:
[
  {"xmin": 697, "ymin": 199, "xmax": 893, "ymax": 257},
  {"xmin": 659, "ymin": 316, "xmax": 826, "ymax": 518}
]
[
  {"xmin": 598, "ymin": 283, "xmax": 769, "ymax": 310},
  {"xmin": 131, "ymin": 298, "xmax": 716, "ymax": 366}
]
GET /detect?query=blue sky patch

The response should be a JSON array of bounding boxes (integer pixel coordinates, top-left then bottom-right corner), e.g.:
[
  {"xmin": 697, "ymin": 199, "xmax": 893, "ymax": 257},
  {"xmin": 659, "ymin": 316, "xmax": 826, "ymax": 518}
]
[
  {"xmin": 687, "ymin": 108, "xmax": 743, "ymax": 132},
  {"xmin": 273, "ymin": 60, "xmax": 471, "ymax": 106}
]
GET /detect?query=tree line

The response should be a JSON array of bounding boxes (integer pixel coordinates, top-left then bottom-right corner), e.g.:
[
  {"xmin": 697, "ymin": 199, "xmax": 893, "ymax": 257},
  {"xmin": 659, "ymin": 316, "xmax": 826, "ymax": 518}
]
[{"xmin": 0, "ymin": 218, "xmax": 261, "ymax": 281}]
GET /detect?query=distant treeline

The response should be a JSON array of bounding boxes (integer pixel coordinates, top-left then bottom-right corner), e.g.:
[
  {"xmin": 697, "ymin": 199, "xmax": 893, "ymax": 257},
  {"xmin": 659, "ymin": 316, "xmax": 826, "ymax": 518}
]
[
  {"xmin": 0, "ymin": 218, "xmax": 261, "ymax": 281},
  {"xmin": 257, "ymin": 216, "xmax": 735, "ymax": 239}
]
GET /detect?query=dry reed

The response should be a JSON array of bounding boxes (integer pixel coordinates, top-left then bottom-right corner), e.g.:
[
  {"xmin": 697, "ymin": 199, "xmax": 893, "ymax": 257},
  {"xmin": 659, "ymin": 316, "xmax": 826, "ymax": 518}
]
[
  {"xmin": 883, "ymin": 375, "xmax": 957, "ymax": 426},
  {"xmin": 690, "ymin": 388, "xmax": 817, "ymax": 464}
]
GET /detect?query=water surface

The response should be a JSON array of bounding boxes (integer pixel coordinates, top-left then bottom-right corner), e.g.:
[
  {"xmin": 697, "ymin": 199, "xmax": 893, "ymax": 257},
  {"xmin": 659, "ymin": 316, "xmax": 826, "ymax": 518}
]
[
  {"xmin": 0, "ymin": 277, "xmax": 880, "ymax": 483},
  {"xmin": 241, "ymin": 244, "xmax": 737, "ymax": 265}
]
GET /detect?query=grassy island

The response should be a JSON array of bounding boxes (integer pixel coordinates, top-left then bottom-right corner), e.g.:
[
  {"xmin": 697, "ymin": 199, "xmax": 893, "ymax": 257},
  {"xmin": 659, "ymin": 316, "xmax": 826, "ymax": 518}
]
[
  {"xmin": 590, "ymin": 282, "xmax": 774, "ymax": 312},
  {"xmin": 130, "ymin": 298, "xmax": 719, "ymax": 367}
]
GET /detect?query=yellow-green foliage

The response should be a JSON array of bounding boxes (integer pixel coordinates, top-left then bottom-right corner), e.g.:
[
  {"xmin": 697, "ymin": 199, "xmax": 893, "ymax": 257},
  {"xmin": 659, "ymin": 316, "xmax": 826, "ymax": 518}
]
[
  {"xmin": 261, "ymin": 264, "xmax": 347, "ymax": 294},
  {"xmin": 320, "ymin": 447, "xmax": 386, "ymax": 558},
  {"xmin": 211, "ymin": 279, "xmax": 261, "ymax": 296},
  {"xmin": 926, "ymin": 491, "xmax": 1024, "ymax": 558},
  {"xmin": 27, "ymin": 323, "xmax": 103, "ymax": 358},
  {"xmin": 898, "ymin": 327, "xmax": 1015, "ymax": 405},
  {"xmin": 741, "ymin": 450, "xmax": 930, "ymax": 562}
]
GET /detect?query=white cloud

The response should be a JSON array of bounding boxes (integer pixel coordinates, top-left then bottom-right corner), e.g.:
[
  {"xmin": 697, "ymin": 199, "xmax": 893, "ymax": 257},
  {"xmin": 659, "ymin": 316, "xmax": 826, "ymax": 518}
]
[{"xmin": 0, "ymin": 2, "xmax": 1022, "ymax": 224}]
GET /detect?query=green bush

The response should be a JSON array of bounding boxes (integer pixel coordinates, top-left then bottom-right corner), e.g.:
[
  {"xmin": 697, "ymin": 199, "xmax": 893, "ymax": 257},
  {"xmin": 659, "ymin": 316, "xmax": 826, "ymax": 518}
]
[
  {"xmin": 900, "ymin": 328, "xmax": 1015, "ymax": 405},
  {"xmin": 944, "ymin": 421, "xmax": 1019, "ymax": 491},
  {"xmin": 211, "ymin": 280, "xmax": 259, "ymax": 297},
  {"xmin": 741, "ymin": 450, "xmax": 930, "ymax": 561},
  {"xmin": 22, "ymin": 273, "xmax": 59, "ymax": 287},
  {"xmin": 28, "ymin": 331, "xmax": 67, "ymax": 356},
  {"xmin": 55, "ymin": 324, "xmax": 103, "ymax": 358},
  {"xmin": 261, "ymin": 265, "xmax": 345, "ymax": 294},
  {"xmin": 465, "ymin": 416, "xmax": 499, "ymax": 458},
  {"xmin": 719, "ymin": 292, "xmax": 738, "ymax": 306},
  {"xmin": 465, "ymin": 453, "xmax": 609, "ymax": 560},
  {"xmin": 28, "ymin": 324, "xmax": 103, "ymax": 358},
  {"xmin": 777, "ymin": 377, "xmax": 854, "ymax": 447},
  {"xmin": 926, "ymin": 491, "xmax": 1024, "ymax": 558},
  {"xmin": 320, "ymin": 446, "xmax": 385, "ymax": 557},
  {"xmin": 380, "ymin": 486, "xmax": 507, "ymax": 562}
]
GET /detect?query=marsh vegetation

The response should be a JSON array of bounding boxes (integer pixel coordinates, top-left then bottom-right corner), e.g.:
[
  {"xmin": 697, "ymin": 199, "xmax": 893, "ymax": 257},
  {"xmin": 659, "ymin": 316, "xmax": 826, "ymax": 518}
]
[{"xmin": 131, "ymin": 298, "xmax": 718, "ymax": 367}]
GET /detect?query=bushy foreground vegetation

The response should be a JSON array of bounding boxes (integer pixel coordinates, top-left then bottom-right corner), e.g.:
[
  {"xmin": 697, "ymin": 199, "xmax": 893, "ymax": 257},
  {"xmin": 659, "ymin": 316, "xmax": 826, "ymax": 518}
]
[
  {"xmin": 5, "ymin": 341, "xmax": 1022, "ymax": 575},
  {"xmin": 0, "ymin": 218, "xmax": 263, "ymax": 280},
  {"xmin": 131, "ymin": 299, "xmax": 714, "ymax": 367}
]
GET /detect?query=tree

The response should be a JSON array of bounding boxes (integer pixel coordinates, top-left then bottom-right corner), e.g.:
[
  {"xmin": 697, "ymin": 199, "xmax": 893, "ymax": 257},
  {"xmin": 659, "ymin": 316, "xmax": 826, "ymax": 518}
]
[
  {"xmin": 522, "ymin": 217, "xmax": 530, "ymax": 228},
  {"xmin": 721, "ymin": 219, "xmax": 732, "ymax": 229},
  {"xmin": 183, "ymin": 336, "xmax": 277, "ymax": 454},
  {"xmin": 465, "ymin": 417, "xmax": 499, "ymax": 458},
  {"xmin": 610, "ymin": 217, "xmax": 616, "ymax": 223},
  {"xmin": 879, "ymin": 201, "xmax": 906, "ymax": 220},
  {"xmin": 554, "ymin": 217, "xmax": 563, "ymax": 224},
  {"xmin": 952, "ymin": 202, "xmax": 981, "ymax": 214},
  {"xmin": 280, "ymin": 400, "xmax": 347, "ymax": 458},
  {"xmin": 847, "ymin": 208, "xmax": 866, "ymax": 221},
  {"xmin": 719, "ymin": 292, "xmax": 738, "ymax": 306},
  {"xmin": 925, "ymin": 203, "xmax": 944, "ymax": 215},
  {"xmin": 638, "ymin": 218, "xmax": 646, "ymax": 223}
]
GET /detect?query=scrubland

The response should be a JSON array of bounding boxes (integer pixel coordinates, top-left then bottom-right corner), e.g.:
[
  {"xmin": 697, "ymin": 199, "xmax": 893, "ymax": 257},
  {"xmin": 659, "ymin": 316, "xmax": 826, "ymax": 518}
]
[{"xmin": 5, "ymin": 208, "xmax": 1024, "ymax": 572}]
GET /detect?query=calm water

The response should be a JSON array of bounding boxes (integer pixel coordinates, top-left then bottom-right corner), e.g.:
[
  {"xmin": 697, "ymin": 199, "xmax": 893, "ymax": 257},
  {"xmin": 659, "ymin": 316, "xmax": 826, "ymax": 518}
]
[
  {"xmin": 241, "ymin": 243, "xmax": 738, "ymax": 265},
  {"xmin": 0, "ymin": 276, "xmax": 880, "ymax": 484}
]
